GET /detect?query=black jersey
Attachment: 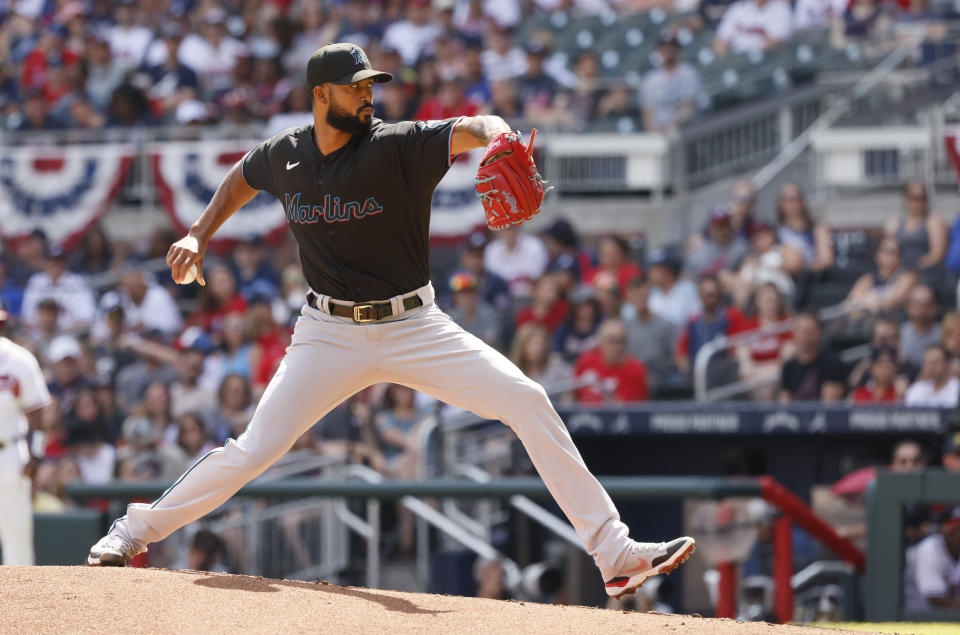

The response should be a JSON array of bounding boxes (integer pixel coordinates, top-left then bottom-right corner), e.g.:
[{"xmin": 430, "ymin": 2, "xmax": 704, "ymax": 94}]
[{"xmin": 241, "ymin": 117, "xmax": 460, "ymax": 301}]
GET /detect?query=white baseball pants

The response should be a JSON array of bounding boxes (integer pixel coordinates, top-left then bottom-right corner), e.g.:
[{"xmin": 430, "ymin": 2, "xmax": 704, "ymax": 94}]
[
  {"xmin": 0, "ymin": 441, "xmax": 34, "ymax": 565},
  {"xmin": 113, "ymin": 284, "xmax": 632, "ymax": 579}
]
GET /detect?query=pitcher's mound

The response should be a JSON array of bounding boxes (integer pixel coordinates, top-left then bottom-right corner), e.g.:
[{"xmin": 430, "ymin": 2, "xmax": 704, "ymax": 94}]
[{"xmin": 0, "ymin": 566, "xmax": 855, "ymax": 633}]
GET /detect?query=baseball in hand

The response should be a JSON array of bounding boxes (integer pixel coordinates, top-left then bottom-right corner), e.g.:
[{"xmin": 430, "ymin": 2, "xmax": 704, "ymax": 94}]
[{"xmin": 179, "ymin": 263, "xmax": 198, "ymax": 285}]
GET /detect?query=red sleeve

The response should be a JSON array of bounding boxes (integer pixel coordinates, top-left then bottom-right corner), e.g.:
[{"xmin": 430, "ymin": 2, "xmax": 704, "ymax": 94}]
[
  {"xmin": 617, "ymin": 359, "xmax": 648, "ymax": 402},
  {"xmin": 852, "ymin": 386, "xmax": 872, "ymax": 403},
  {"xmin": 676, "ymin": 323, "xmax": 690, "ymax": 358},
  {"xmin": 635, "ymin": 360, "xmax": 649, "ymax": 401},
  {"xmin": 515, "ymin": 307, "xmax": 533, "ymax": 329},
  {"xmin": 726, "ymin": 306, "xmax": 752, "ymax": 335}
]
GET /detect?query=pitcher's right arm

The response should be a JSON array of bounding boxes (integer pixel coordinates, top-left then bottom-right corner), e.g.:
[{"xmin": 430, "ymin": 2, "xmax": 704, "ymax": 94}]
[{"xmin": 166, "ymin": 161, "xmax": 258, "ymax": 286}]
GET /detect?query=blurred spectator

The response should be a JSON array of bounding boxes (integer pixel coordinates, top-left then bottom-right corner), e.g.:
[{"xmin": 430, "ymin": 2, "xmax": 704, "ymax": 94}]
[
  {"xmin": 189, "ymin": 264, "xmax": 248, "ymax": 333},
  {"xmin": 516, "ymin": 276, "xmax": 568, "ymax": 334},
  {"xmin": 107, "ymin": 0, "xmax": 152, "ymax": 70},
  {"xmin": 714, "ymin": 0, "xmax": 794, "ymax": 56},
  {"xmin": 675, "ymin": 273, "xmax": 750, "ymax": 375},
  {"xmin": 779, "ymin": 312, "xmax": 847, "ymax": 402},
  {"xmin": 116, "ymin": 414, "xmax": 186, "ymax": 481},
  {"xmin": 574, "ymin": 318, "xmax": 649, "ymax": 404},
  {"xmin": 92, "ymin": 266, "xmax": 183, "ymax": 340},
  {"xmin": 113, "ymin": 330, "xmax": 179, "ymax": 411},
  {"xmin": 848, "ymin": 313, "xmax": 918, "ymax": 393},
  {"xmin": 591, "ymin": 270, "xmax": 622, "ymax": 319},
  {"xmin": 84, "ymin": 31, "xmax": 126, "ymax": 111},
  {"xmin": 170, "ymin": 330, "xmax": 217, "ymax": 419},
  {"xmin": 685, "ymin": 205, "xmax": 749, "ymax": 278},
  {"xmin": 736, "ymin": 283, "xmax": 794, "ymax": 400},
  {"xmin": 140, "ymin": 380, "xmax": 177, "ymax": 445},
  {"xmin": 457, "ymin": 231, "xmax": 511, "ymax": 313},
  {"xmin": 381, "ymin": 1, "xmax": 441, "ymax": 67},
  {"xmin": 62, "ymin": 420, "xmax": 115, "ymax": 484},
  {"xmin": 641, "ymin": 33, "xmax": 701, "ymax": 133},
  {"xmin": 183, "ymin": 529, "xmax": 230, "ymax": 573},
  {"xmin": 175, "ymin": 412, "xmax": 215, "ymax": 465},
  {"xmin": 942, "ymin": 312, "xmax": 960, "ymax": 379},
  {"xmin": 557, "ymin": 50, "xmax": 601, "ymax": 132},
  {"xmin": 776, "ymin": 184, "xmax": 834, "ymax": 274},
  {"xmin": 904, "ymin": 506, "xmax": 960, "ymax": 609},
  {"xmin": 247, "ymin": 295, "xmax": 290, "ymax": 395},
  {"xmin": 890, "ymin": 439, "xmax": 926, "ymax": 471},
  {"xmin": 231, "ymin": 239, "xmax": 280, "ymax": 300},
  {"xmin": 375, "ymin": 384, "xmax": 426, "ymax": 475},
  {"xmin": 851, "ymin": 345, "xmax": 901, "ymax": 403},
  {"xmin": 541, "ymin": 218, "xmax": 591, "ymax": 284},
  {"xmin": 210, "ymin": 313, "xmax": 256, "ymax": 382},
  {"xmin": 461, "ymin": 42, "xmax": 491, "ymax": 107},
  {"xmin": 623, "ymin": 279, "xmax": 679, "ymax": 381},
  {"xmin": 886, "ymin": 181, "xmax": 947, "ymax": 272},
  {"xmin": 795, "ymin": 0, "xmax": 848, "ymax": 29},
  {"xmin": 65, "ymin": 387, "xmax": 115, "ymax": 444},
  {"xmin": 904, "ymin": 345, "xmax": 959, "ymax": 407},
  {"xmin": 68, "ymin": 223, "xmax": 113, "ymax": 276},
  {"xmin": 511, "ymin": 323, "xmax": 574, "ymax": 395},
  {"xmin": 518, "ymin": 40, "xmax": 560, "ymax": 125},
  {"xmin": 488, "ymin": 78, "xmax": 523, "ymax": 120},
  {"xmin": 13, "ymin": 89, "xmax": 62, "ymax": 130},
  {"xmin": 414, "ymin": 76, "xmax": 478, "ymax": 120},
  {"xmin": 447, "ymin": 271, "xmax": 503, "ymax": 351},
  {"xmin": 829, "ymin": 0, "xmax": 894, "ymax": 53},
  {"xmin": 9, "ymin": 230, "xmax": 49, "ymax": 285},
  {"xmin": 586, "ymin": 236, "xmax": 643, "ymax": 297},
  {"xmin": 141, "ymin": 23, "xmax": 199, "ymax": 123},
  {"xmin": 46, "ymin": 335, "xmax": 90, "ymax": 415},
  {"xmin": 481, "ymin": 24, "xmax": 526, "ymax": 81},
  {"xmin": 721, "ymin": 221, "xmax": 795, "ymax": 310},
  {"xmin": 206, "ymin": 373, "xmax": 254, "ymax": 442},
  {"xmin": 22, "ymin": 245, "xmax": 96, "ymax": 332},
  {"xmin": 20, "ymin": 298, "xmax": 62, "ymax": 355},
  {"xmin": 483, "ymin": 226, "xmax": 549, "ymax": 299},
  {"xmin": 647, "ymin": 248, "xmax": 701, "ymax": 328},
  {"xmin": 845, "ymin": 236, "xmax": 917, "ymax": 317},
  {"xmin": 901, "ymin": 284, "xmax": 941, "ymax": 367},
  {"xmin": 554, "ymin": 289, "xmax": 602, "ymax": 364},
  {"xmin": 178, "ymin": 9, "xmax": 247, "ymax": 96}
]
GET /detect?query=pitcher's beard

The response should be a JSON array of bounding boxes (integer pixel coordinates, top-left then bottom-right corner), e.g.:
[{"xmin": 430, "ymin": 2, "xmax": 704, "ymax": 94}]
[{"xmin": 327, "ymin": 102, "xmax": 372, "ymax": 136}]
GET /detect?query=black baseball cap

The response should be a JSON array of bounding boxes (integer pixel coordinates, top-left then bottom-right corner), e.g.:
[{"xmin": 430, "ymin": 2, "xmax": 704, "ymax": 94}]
[{"xmin": 306, "ymin": 43, "xmax": 392, "ymax": 88}]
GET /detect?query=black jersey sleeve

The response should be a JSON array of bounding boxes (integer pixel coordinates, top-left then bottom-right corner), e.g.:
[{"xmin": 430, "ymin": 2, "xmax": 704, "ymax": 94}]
[
  {"xmin": 241, "ymin": 140, "xmax": 275, "ymax": 193},
  {"xmin": 394, "ymin": 117, "xmax": 462, "ymax": 201}
]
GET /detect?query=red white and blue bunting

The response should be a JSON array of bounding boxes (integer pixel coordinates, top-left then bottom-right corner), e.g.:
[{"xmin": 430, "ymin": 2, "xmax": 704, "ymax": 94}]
[
  {"xmin": 0, "ymin": 144, "xmax": 133, "ymax": 246},
  {"xmin": 151, "ymin": 142, "xmax": 287, "ymax": 244},
  {"xmin": 945, "ymin": 131, "xmax": 960, "ymax": 183}
]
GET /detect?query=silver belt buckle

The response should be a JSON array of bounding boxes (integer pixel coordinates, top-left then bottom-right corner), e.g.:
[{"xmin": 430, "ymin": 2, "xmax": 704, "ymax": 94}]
[{"xmin": 353, "ymin": 303, "xmax": 377, "ymax": 323}]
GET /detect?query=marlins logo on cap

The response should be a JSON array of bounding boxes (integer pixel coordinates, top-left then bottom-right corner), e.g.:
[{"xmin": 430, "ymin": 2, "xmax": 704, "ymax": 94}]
[{"xmin": 306, "ymin": 43, "xmax": 392, "ymax": 88}]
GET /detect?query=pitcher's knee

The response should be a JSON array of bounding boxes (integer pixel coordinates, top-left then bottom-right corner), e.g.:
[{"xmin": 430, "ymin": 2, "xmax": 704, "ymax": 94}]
[
  {"xmin": 498, "ymin": 378, "xmax": 553, "ymax": 418},
  {"xmin": 224, "ymin": 438, "xmax": 279, "ymax": 474}
]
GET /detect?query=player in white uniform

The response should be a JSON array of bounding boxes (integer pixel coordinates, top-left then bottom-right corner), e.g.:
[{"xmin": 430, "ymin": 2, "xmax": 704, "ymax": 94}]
[
  {"xmin": 0, "ymin": 303, "xmax": 52, "ymax": 565},
  {"xmin": 88, "ymin": 43, "xmax": 695, "ymax": 598}
]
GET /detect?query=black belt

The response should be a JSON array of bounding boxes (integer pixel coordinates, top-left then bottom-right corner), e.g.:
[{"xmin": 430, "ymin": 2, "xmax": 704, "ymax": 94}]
[{"xmin": 306, "ymin": 292, "xmax": 424, "ymax": 323}]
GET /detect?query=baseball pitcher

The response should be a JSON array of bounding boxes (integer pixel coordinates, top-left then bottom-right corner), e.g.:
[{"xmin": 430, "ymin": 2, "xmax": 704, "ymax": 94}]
[{"xmin": 88, "ymin": 43, "xmax": 694, "ymax": 598}]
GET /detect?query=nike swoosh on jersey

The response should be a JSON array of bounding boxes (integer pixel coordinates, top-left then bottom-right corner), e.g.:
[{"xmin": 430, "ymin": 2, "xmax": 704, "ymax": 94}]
[{"xmin": 286, "ymin": 161, "xmax": 300, "ymax": 170}]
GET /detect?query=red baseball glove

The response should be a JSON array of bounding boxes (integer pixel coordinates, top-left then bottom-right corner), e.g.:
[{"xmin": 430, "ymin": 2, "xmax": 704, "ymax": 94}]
[{"xmin": 474, "ymin": 129, "xmax": 552, "ymax": 231}]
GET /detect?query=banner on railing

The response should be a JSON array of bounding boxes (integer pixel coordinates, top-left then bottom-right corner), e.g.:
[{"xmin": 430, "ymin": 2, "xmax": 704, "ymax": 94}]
[
  {"xmin": 0, "ymin": 144, "xmax": 133, "ymax": 246},
  {"xmin": 151, "ymin": 141, "xmax": 286, "ymax": 244},
  {"xmin": 557, "ymin": 404, "xmax": 949, "ymax": 436},
  {"xmin": 151, "ymin": 142, "xmax": 485, "ymax": 244}
]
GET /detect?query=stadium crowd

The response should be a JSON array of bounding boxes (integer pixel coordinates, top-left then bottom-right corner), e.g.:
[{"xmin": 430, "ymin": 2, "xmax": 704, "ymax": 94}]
[
  {"xmin": 1, "ymin": 0, "xmax": 951, "ymax": 134},
  {"xmin": 2, "ymin": 177, "xmax": 960, "ymax": 518}
]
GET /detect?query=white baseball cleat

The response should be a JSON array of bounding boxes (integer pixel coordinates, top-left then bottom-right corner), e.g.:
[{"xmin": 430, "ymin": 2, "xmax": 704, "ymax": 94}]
[
  {"xmin": 604, "ymin": 536, "xmax": 696, "ymax": 599},
  {"xmin": 87, "ymin": 533, "xmax": 145, "ymax": 567}
]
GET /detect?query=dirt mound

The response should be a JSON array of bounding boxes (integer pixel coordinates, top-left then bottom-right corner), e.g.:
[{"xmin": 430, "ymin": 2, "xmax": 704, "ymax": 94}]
[{"xmin": 0, "ymin": 567, "xmax": 860, "ymax": 634}]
